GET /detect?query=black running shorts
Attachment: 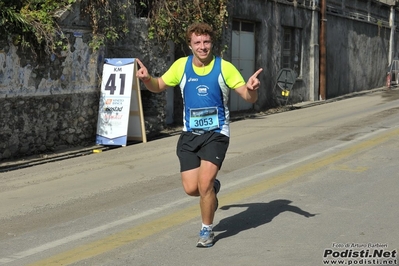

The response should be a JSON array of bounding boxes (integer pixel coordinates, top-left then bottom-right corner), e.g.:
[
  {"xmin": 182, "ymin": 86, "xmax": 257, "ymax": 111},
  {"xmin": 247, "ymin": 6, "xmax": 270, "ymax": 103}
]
[{"xmin": 176, "ymin": 131, "xmax": 230, "ymax": 172}]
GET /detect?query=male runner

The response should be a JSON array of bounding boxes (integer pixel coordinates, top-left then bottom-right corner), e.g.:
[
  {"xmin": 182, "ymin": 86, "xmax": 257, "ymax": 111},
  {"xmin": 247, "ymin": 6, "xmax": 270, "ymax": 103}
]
[{"xmin": 136, "ymin": 22, "xmax": 262, "ymax": 247}]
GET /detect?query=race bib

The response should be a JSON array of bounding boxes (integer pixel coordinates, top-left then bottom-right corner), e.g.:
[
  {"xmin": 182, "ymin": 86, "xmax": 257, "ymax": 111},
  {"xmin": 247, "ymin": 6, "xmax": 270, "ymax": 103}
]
[{"xmin": 189, "ymin": 107, "xmax": 219, "ymax": 131}]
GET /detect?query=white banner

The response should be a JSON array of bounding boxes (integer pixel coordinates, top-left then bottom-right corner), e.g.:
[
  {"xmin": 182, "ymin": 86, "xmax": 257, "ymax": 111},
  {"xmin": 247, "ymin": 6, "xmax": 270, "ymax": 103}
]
[{"xmin": 96, "ymin": 58, "xmax": 135, "ymax": 146}]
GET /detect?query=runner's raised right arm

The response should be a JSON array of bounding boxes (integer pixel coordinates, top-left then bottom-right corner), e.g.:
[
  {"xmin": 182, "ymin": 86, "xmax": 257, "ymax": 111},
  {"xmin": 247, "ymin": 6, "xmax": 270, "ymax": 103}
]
[{"xmin": 136, "ymin": 59, "xmax": 168, "ymax": 93}]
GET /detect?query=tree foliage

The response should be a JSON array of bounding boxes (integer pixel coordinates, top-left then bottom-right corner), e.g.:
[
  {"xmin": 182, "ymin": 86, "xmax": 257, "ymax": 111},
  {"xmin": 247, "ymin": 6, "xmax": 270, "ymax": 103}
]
[
  {"xmin": 146, "ymin": 0, "xmax": 229, "ymax": 52},
  {"xmin": 81, "ymin": 0, "xmax": 133, "ymax": 50},
  {"xmin": 0, "ymin": 0, "xmax": 75, "ymax": 53},
  {"xmin": 0, "ymin": 0, "xmax": 229, "ymax": 54},
  {"xmin": 0, "ymin": 0, "xmax": 133, "ymax": 53}
]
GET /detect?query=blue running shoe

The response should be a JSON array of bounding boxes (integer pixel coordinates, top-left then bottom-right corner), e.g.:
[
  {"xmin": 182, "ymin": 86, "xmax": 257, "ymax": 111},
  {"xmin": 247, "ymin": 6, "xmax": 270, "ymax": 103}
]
[{"xmin": 196, "ymin": 227, "xmax": 215, "ymax": 247}]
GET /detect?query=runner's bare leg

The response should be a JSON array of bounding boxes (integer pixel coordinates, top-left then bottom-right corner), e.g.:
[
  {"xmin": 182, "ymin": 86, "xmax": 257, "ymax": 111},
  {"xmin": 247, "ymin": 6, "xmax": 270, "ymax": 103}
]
[{"xmin": 181, "ymin": 160, "xmax": 218, "ymax": 225}]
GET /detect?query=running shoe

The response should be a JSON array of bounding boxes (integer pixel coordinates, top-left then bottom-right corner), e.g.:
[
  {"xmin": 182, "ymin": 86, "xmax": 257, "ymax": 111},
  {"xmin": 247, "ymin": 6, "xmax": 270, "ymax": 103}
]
[{"xmin": 196, "ymin": 227, "xmax": 215, "ymax": 247}]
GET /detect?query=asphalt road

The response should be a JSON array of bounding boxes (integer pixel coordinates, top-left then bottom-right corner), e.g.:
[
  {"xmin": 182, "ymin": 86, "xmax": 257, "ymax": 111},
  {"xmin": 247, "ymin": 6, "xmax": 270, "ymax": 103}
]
[{"xmin": 0, "ymin": 87, "xmax": 398, "ymax": 266}]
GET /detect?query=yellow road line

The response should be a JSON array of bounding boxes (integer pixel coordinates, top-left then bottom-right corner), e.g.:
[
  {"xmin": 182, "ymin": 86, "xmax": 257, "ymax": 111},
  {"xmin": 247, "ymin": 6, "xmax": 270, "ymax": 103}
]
[
  {"xmin": 333, "ymin": 165, "xmax": 368, "ymax": 173},
  {"xmin": 222, "ymin": 127, "xmax": 399, "ymax": 202},
  {"xmin": 29, "ymin": 127, "xmax": 399, "ymax": 266}
]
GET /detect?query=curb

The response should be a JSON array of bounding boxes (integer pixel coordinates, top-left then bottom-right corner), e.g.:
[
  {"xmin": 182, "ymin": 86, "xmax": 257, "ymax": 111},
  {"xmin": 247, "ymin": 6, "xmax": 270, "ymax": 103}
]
[{"xmin": 0, "ymin": 86, "xmax": 394, "ymax": 173}]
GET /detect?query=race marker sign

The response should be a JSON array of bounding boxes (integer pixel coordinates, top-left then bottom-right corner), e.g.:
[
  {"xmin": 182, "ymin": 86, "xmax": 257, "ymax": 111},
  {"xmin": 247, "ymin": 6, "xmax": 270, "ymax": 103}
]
[{"xmin": 96, "ymin": 58, "xmax": 146, "ymax": 146}]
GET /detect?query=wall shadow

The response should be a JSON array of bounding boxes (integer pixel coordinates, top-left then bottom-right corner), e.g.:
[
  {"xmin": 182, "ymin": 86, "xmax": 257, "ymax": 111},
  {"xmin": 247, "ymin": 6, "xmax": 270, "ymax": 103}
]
[{"xmin": 213, "ymin": 199, "xmax": 317, "ymax": 244}]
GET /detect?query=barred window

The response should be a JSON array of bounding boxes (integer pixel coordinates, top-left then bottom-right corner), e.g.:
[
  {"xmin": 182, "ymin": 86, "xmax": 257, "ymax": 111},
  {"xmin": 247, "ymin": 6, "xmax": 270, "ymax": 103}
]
[{"xmin": 282, "ymin": 26, "xmax": 302, "ymax": 77}]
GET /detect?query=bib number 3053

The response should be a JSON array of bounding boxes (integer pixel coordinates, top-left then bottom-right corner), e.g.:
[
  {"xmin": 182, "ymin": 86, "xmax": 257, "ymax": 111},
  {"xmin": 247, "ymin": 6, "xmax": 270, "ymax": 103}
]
[{"xmin": 189, "ymin": 107, "xmax": 219, "ymax": 131}]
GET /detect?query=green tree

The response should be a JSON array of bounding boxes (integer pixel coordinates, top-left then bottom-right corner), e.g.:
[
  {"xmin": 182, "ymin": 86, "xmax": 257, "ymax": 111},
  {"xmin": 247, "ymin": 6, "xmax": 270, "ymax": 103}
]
[
  {"xmin": 0, "ymin": 0, "xmax": 229, "ymax": 54},
  {"xmin": 81, "ymin": 0, "xmax": 133, "ymax": 50},
  {"xmin": 147, "ymin": 0, "xmax": 229, "ymax": 52},
  {"xmin": 0, "ymin": 0, "xmax": 75, "ymax": 53}
]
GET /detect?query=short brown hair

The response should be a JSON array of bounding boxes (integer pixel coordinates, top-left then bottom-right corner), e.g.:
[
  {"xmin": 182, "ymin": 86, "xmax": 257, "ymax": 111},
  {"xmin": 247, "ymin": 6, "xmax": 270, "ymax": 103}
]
[{"xmin": 186, "ymin": 22, "xmax": 214, "ymax": 45}]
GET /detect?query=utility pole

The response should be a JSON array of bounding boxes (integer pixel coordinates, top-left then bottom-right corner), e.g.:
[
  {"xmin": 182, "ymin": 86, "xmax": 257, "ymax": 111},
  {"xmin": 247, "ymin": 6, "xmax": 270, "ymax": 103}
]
[{"xmin": 319, "ymin": 0, "xmax": 327, "ymax": 100}]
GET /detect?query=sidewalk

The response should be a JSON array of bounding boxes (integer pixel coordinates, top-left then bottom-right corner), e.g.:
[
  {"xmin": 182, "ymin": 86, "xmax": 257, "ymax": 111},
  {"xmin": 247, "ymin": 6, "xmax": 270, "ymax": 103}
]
[{"xmin": 0, "ymin": 86, "xmax": 388, "ymax": 173}]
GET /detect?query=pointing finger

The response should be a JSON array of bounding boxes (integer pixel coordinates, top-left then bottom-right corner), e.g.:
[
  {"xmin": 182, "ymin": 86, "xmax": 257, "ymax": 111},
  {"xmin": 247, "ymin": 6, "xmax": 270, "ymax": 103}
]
[
  {"xmin": 251, "ymin": 68, "xmax": 263, "ymax": 79},
  {"xmin": 136, "ymin": 58, "xmax": 145, "ymax": 69}
]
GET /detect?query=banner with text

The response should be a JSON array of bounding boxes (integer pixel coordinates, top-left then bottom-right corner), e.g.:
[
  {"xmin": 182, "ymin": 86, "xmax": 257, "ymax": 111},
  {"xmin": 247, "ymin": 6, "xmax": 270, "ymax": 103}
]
[{"xmin": 96, "ymin": 58, "xmax": 146, "ymax": 146}]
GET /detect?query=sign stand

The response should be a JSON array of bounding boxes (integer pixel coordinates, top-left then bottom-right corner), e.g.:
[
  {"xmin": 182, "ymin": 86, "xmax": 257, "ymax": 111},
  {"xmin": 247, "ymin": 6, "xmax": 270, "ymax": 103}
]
[
  {"xmin": 127, "ymin": 68, "xmax": 147, "ymax": 143},
  {"xmin": 96, "ymin": 58, "xmax": 147, "ymax": 146}
]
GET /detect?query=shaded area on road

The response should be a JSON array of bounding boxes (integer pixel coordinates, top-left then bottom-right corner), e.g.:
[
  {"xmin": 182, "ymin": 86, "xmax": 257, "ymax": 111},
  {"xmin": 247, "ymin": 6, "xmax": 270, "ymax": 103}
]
[{"xmin": 213, "ymin": 199, "xmax": 317, "ymax": 244}]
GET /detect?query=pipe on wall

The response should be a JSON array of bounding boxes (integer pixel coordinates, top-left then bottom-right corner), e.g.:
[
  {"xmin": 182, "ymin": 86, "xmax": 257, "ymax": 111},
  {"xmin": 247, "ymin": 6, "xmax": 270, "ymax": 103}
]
[{"xmin": 319, "ymin": 0, "xmax": 327, "ymax": 100}]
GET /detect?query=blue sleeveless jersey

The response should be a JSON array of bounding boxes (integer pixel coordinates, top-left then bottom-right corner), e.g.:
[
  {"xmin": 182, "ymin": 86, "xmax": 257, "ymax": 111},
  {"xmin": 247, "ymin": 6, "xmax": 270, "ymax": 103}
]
[{"xmin": 180, "ymin": 56, "xmax": 231, "ymax": 137}]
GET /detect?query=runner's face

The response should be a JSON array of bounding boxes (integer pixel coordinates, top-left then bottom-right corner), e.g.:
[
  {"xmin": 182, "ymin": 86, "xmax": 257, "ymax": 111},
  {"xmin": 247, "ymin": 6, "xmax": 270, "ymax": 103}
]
[{"xmin": 189, "ymin": 33, "xmax": 212, "ymax": 63}]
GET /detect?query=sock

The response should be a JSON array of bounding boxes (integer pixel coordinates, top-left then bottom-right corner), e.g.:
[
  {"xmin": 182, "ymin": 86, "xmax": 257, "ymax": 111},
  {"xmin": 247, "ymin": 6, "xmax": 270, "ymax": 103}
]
[{"xmin": 202, "ymin": 223, "xmax": 213, "ymax": 230}]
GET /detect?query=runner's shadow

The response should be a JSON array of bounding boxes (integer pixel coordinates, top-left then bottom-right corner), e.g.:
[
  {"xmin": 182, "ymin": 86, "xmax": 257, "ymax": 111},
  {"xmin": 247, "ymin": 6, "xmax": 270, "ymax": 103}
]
[{"xmin": 213, "ymin": 199, "xmax": 317, "ymax": 243}]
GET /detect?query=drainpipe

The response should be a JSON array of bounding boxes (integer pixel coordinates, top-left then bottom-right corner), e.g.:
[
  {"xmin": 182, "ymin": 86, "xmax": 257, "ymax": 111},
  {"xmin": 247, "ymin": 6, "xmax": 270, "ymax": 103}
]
[
  {"xmin": 319, "ymin": 0, "xmax": 327, "ymax": 100},
  {"xmin": 388, "ymin": 5, "xmax": 395, "ymax": 66}
]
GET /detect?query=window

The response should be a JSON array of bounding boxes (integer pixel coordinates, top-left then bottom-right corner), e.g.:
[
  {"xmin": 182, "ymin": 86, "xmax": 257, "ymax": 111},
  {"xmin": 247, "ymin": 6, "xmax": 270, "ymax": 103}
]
[
  {"xmin": 233, "ymin": 21, "xmax": 255, "ymax": 33},
  {"xmin": 282, "ymin": 26, "xmax": 302, "ymax": 77}
]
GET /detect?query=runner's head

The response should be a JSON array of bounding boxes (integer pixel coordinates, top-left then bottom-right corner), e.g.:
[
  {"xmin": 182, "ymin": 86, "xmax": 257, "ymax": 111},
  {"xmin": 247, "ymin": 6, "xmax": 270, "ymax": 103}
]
[
  {"xmin": 186, "ymin": 22, "xmax": 215, "ymax": 46},
  {"xmin": 186, "ymin": 22, "xmax": 214, "ymax": 64}
]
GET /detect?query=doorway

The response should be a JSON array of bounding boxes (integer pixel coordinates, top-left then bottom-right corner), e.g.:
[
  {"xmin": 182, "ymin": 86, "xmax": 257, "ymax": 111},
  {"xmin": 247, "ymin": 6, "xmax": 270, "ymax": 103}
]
[{"xmin": 231, "ymin": 20, "xmax": 256, "ymax": 112}]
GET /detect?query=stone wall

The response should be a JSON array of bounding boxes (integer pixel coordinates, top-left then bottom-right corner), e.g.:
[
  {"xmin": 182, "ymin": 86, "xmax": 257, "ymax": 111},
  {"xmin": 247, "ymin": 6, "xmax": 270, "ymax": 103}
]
[
  {"xmin": 0, "ymin": 92, "xmax": 99, "ymax": 160},
  {"xmin": 106, "ymin": 18, "xmax": 175, "ymax": 134},
  {"xmin": 0, "ymin": 13, "xmax": 172, "ymax": 161},
  {"xmin": 0, "ymin": 23, "xmax": 105, "ymax": 161}
]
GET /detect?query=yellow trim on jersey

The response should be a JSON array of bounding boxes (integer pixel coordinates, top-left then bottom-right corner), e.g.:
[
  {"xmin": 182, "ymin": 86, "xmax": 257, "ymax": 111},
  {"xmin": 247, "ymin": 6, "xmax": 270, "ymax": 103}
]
[{"xmin": 161, "ymin": 56, "xmax": 246, "ymax": 89}]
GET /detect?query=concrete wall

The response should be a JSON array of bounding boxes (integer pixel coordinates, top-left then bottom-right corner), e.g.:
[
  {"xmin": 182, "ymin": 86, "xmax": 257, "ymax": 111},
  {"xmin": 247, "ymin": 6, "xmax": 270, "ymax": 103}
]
[
  {"xmin": 326, "ymin": 15, "xmax": 390, "ymax": 98},
  {"xmin": 229, "ymin": 0, "xmax": 397, "ymax": 103},
  {"xmin": 228, "ymin": 0, "xmax": 319, "ymax": 108},
  {"xmin": 325, "ymin": 0, "xmax": 396, "ymax": 98}
]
